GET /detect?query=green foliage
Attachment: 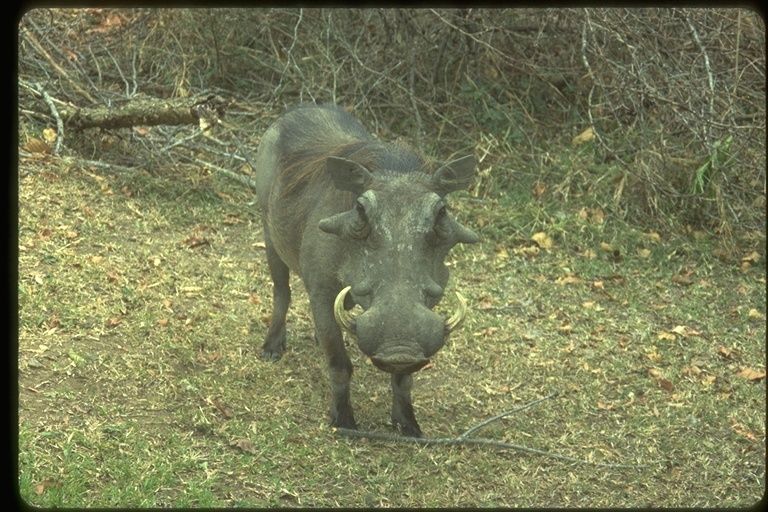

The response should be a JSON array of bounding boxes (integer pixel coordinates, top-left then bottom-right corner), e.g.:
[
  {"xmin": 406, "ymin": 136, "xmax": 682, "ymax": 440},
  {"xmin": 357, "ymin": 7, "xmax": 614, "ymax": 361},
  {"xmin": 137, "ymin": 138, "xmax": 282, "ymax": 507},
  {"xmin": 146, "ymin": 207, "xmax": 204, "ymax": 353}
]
[{"xmin": 692, "ymin": 135, "xmax": 733, "ymax": 196}]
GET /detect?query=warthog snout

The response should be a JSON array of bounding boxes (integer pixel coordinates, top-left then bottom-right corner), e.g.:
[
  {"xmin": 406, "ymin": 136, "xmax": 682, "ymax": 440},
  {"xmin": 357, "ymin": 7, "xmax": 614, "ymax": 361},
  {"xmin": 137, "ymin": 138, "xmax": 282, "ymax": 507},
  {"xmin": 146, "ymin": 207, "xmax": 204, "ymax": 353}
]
[{"xmin": 333, "ymin": 286, "xmax": 468, "ymax": 373}]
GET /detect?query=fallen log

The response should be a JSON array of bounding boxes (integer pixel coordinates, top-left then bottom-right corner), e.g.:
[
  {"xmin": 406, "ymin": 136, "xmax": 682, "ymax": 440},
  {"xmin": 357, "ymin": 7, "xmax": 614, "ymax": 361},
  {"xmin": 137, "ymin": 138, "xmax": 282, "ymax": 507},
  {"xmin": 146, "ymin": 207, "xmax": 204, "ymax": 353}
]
[{"xmin": 57, "ymin": 94, "xmax": 230, "ymax": 131}]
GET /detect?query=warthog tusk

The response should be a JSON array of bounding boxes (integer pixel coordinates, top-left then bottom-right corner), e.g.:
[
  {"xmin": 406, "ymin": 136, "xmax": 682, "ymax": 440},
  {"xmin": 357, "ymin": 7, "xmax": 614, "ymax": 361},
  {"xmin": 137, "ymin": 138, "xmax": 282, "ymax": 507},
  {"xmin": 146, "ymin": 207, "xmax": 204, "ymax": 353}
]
[
  {"xmin": 445, "ymin": 291, "xmax": 467, "ymax": 333},
  {"xmin": 333, "ymin": 286, "xmax": 357, "ymax": 339}
]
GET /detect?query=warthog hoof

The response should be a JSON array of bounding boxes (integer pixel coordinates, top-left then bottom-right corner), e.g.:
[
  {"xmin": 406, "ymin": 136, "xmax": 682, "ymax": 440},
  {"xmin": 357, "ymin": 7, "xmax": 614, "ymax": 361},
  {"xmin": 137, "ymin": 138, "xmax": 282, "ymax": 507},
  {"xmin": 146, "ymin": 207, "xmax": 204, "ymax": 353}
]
[{"xmin": 261, "ymin": 349, "xmax": 283, "ymax": 362}]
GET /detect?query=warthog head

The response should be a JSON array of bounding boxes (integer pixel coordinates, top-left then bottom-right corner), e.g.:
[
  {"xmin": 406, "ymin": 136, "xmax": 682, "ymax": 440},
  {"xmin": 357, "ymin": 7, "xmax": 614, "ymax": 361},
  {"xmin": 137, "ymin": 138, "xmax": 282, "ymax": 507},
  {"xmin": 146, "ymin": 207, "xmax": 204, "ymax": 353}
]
[{"xmin": 318, "ymin": 154, "xmax": 479, "ymax": 374}]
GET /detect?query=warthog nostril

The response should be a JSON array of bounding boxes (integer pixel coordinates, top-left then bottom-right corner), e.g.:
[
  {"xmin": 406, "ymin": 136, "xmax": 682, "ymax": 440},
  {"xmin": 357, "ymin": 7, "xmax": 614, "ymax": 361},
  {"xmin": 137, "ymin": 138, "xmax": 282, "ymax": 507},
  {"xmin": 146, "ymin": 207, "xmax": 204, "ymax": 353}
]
[{"xmin": 352, "ymin": 280, "xmax": 373, "ymax": 297}]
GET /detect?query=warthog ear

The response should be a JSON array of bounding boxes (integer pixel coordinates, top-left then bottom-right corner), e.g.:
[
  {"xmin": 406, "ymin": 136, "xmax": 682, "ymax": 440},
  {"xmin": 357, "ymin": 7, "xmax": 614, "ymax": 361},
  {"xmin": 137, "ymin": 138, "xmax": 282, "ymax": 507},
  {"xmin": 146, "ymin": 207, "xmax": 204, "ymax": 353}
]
[
  {"xmin": 432, "ymin": 155, "xmax": 477, "ymax": 196},
  {"xmin": 326, "ymin": 156, "xmax": 373, "ymax": 195}
]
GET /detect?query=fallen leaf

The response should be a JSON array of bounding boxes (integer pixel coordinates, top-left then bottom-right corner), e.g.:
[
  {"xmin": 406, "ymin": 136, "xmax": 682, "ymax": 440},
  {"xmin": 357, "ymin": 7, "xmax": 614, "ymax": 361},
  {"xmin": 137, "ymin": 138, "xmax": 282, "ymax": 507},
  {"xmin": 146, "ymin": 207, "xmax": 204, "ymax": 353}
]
[
  {"xmin": 597, "ymin": 400, "xmax": 614, "ymax": 410},
  {"xmin": 659, "ymin": 379, "xmax": 674, "ymax": 392},
  {"xmin": 644, "ymin": 231, "xmax": 661, "ymax": 241},
  {"xmin": 182, "ymin": 234, "xmax": 210, "ymax": 249},
  {"xmin": 647, "ymin": 352, "xmax": 663, "ymax": 362},
  {"xmin": 512, "ymin": 245, "xmax": 539, "ymax": 258},
  {"xmin": 741, "ymin": 251, "xmax": 761, "ymax": 264},
  {"xmin": 531, "ymin": 232, "xmax": 553, "ymax": 249},
  {"xmin": 533, "ymin": 182, "xmax": 547, "ymax": 197},
  {"xmin": 42, "ymin": 127, "xmax": 58, "ymax": 144},
  {"xmin": 476, "ymin": 296, "xmax": 495, "ymax": 310},
  {"xmin": 572, "ymin": 127, "xmax": 595, "ymax": 147},
  {"xmin": 717, "ymin": 346, "xmax": 733, "ymax": 358},
  {"xmin": 600, "ymin": 242, "xmax": 613, "ymax": 252},
  {"xmin": 748, "ymin": 309, "xmax": 763, "ymax": 320},
  {"xmin": 212, "ymin": 397, "xmax": 234, "ymax": 419},
  {"xmin": 733, "ymin": 426, "xmax": 759, "ymax": 441},
  {"xmin": 657, "ymin": 332, "xmax": 676, "ymax": 341},
  {"xmin": 637, "ymin": 248, "xmax": 651, "ymax": 258},
  {"xmin": 556, "ymin": 275, "xmax": 582, "ymax": 285},
  {"xmin": 736, "ymin": 368, "xmax": 766, "ymax": 381},
  {"xmin": 23, "ymin": 137, "xmax": 52, "ymax": 154},
  {"xmin": 230, "ymin": 438, "xmax": 258, "ymax": 454},
  {"xmin": 34, "ymin": 478, "xmax": 61, "ymax": 495},
  {"xmin": 671, "ymin": 274, "xmax": 693, "ymax": 286}
]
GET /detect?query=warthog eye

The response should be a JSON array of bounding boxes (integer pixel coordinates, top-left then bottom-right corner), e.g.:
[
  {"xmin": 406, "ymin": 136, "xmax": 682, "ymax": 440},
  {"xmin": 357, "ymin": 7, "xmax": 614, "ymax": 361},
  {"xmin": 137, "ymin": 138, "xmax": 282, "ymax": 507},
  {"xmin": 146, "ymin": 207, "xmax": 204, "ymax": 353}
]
[
  {"xmin": 351, "ymin": 200, "xmax": 371, "ymax": 239},
  {"xmin": 355, "ymin": 200, "xmax": 367, "ymax": 220},
  {"xmin": 427, "ymin": 204, "xmax": 450, "ymax": 246}
]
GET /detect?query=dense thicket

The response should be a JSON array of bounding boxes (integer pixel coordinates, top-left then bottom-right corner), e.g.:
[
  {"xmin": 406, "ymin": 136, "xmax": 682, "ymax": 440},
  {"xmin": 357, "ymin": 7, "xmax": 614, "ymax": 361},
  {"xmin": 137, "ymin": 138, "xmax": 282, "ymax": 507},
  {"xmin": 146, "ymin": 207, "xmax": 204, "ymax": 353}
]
[{"xmin": 19, "ymin": 8, "xmax": 765, "ymax": 233}]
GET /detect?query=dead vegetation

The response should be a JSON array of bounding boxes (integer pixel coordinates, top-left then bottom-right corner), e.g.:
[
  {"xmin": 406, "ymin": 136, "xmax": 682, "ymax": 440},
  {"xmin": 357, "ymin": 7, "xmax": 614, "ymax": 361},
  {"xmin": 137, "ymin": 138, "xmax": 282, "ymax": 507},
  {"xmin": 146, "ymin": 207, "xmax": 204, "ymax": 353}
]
[{"xmin": 19, "ymin": 8, "xmax": 766, "ymax": 234}]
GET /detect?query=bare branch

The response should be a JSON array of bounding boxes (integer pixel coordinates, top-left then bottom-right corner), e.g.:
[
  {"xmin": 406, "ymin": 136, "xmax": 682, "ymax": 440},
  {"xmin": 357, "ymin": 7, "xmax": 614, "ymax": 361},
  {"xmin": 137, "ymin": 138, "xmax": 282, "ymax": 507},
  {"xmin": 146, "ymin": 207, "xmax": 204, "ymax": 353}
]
[
  {"xmin": 336, "ymin": 393, "xmax": 649, "ymax": 470},
  {"xmin": 30, "ymin": 82, "xmax": 65, "ymax": 156}
]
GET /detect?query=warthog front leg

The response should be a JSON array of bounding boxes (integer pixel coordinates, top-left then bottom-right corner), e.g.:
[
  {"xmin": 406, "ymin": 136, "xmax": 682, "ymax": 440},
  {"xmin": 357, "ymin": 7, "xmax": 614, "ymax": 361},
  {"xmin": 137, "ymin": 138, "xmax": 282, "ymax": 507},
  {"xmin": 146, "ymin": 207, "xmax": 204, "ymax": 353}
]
[
  {"xmin": 391, "ymin": 373, "xmax": 422, "ymax": 437},
  {"xmin": 261, "ymin": 235, "xmax": 291, "ymax": 361},
  {"xmin": 311, "ymin": 296, "xmax": 357, "ymax": 430}
]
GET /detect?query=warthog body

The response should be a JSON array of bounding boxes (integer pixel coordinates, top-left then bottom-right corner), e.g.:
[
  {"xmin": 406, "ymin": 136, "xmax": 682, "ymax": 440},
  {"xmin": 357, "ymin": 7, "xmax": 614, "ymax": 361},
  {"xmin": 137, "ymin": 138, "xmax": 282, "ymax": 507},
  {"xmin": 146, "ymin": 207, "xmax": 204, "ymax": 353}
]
[{"xmin": 253, "ymin": 104, "xmax": 479, "ymax": 437}]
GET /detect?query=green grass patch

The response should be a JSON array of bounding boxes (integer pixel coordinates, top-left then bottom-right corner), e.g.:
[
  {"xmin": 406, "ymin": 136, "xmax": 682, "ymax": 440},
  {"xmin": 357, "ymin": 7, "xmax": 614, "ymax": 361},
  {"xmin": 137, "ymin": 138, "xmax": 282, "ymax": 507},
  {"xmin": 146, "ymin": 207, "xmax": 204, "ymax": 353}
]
[{"xmin": 18, "ymin": 157, "xmax": 765, "ymax": 507}]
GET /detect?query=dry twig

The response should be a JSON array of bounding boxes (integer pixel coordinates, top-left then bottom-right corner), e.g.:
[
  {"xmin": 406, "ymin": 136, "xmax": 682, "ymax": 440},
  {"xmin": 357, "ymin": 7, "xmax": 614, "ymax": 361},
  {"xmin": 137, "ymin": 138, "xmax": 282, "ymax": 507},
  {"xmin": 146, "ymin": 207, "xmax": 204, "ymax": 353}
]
[{"xmin": 336, "ymin": 393, "xmax": 649, "ymax": 470}]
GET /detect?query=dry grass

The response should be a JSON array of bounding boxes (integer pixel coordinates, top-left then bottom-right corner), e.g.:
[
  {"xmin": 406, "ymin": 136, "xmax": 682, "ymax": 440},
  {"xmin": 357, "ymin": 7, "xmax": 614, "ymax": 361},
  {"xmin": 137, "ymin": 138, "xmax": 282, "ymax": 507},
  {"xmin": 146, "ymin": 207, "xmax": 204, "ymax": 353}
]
[
  {"xmin": 17, "ymin": 149, "xmax": 765, "ymax": 507},
  {"xmin": 18, "ymin": 8, "xmax": 766, "ymax": 234}
]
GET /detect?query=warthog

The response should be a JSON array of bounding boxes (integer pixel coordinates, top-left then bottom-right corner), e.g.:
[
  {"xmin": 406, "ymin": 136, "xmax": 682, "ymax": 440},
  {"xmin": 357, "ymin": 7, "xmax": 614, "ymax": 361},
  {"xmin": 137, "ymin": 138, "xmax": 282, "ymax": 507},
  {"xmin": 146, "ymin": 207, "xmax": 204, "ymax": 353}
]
[{"xmin": 253, "ymin": 104, "xmax": 479, "ymax": 437}]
